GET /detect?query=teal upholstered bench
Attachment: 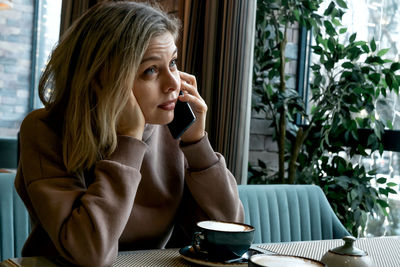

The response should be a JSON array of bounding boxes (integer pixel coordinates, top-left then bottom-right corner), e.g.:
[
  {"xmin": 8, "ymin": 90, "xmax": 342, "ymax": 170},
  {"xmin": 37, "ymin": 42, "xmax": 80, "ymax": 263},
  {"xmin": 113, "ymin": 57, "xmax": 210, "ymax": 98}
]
[
  {"xmin": 0, "ymin": 138, "xmax": 18, "ymax": 169},
  {"xmin": 0, "ymin": 172, "xmax": 30, "ymax": 261},
  {"xmin": 0, "ymin": 176, "xmax": 348, "ymax": 260},
  {"xmin": 238, "ymin": 184, "xmax": 349, "ymax": 244}
]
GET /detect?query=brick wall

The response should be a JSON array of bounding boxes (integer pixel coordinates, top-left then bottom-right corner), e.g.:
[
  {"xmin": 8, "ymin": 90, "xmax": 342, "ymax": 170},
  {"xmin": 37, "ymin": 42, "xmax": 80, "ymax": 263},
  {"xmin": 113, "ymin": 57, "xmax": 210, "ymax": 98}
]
[
  {"xmin": 0, "ymin": 0, "xmax": 34, "ymax": 138},
  {"xmin": 248, "ymin": 26, "xmax": 300, "ymax": 176}
]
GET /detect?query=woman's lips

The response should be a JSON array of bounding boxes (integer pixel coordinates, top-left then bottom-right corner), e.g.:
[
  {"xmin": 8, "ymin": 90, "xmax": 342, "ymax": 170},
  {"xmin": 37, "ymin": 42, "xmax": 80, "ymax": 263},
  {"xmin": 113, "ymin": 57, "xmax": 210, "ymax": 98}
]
[{"xmin": 158, "ymin": 99, "xmax": 177, "ymax": 111}]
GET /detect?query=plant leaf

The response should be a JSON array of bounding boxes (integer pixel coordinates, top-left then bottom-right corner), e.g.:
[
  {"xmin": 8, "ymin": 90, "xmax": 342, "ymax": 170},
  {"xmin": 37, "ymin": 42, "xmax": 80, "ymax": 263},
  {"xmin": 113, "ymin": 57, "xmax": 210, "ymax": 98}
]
[
  {"xmin": 385, "ymin": 73, "xmax": 394, "ymax": 89},
  {"xmin": 258, "ymin": 159, "xmax": 266, "ymax": 169},
  {"xmin": 332, "ymin": 18, "xmax": 342, "ymax": 27},
  {"xmin": 324, "ymin": 20, "xmax": 337, "ymax": 36},
  {"xmin": 376, "ymin": 177, "xmax": 387, "ymax": 184},
  {"xmin": 361, "ymin": 44, "xmax": 370, "ymax": 53},
  {"xmin": 336, "ymin": 0, "xmax": 348, "ymax": 8},
  {"xmin": 370, "ymin": 38, "xmax": 376, "ymax": 52},
  {"xmin": 349, "ymin": 33, "xmax": 357, "ymax": 43},
  {"xmin": 324, "ymin": 2, "xmax": 335, "ymax": 16},
  {"xmin": 377, "ymin": 48, "xmax": 390, "ymax": 57},
  {"xmin": 391, "ymin": 62, "xmax": 400, "ymax": 72},
  {"xmin": 377, "ymin": 199, "xmax": 389, "ymax": 208},
  {"xmin": 342, "ymin": 62, "xmax": 354, "ymax": 69},
  {"xmin": 368, "ymin": 73, "xmax": 381, "ymax": 86},
  {"xmin": 387, "ymin": 188, "xmax": 397, "ymax": 194}
]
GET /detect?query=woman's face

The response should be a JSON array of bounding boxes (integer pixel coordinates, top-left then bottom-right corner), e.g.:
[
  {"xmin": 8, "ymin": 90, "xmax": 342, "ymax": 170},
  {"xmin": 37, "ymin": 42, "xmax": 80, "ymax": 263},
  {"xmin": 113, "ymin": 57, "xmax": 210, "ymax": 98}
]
[{"xmin": 133, "ymin": 32, "xmax": 180, "ymax": 125}]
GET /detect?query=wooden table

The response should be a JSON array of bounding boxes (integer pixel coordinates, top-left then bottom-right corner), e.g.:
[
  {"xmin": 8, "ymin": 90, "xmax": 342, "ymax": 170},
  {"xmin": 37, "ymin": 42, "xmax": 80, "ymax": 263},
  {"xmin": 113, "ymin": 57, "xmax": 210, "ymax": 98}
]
[{"xmin": 1, "ymin": 236, "xmax": 399, "ymax": 266}]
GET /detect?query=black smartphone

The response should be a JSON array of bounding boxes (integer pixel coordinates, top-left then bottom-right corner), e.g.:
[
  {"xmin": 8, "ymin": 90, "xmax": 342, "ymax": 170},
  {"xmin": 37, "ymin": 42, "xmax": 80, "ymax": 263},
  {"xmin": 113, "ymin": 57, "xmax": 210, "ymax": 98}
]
[{"xmin": 167, "ymin": 91, "xmax": 196, "ymax": 139}]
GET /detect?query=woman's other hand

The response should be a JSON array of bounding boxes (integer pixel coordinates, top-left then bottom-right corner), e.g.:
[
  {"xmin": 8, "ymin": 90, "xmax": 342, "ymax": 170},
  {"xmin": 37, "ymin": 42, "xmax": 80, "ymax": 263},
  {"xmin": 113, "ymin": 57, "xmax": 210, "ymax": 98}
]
[
  {"xmin": 178, "ymin": 71, "xmax": 207, "ymax": 143},
  {"xmin": 117, "ymin": 90, "xmax": 146, "ymax": 140}
]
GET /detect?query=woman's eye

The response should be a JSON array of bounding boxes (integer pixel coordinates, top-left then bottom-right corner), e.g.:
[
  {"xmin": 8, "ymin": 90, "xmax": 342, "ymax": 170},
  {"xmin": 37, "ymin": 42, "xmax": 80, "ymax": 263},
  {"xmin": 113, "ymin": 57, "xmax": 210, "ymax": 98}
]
[
  {"xmin": 170, "ymin": 58, "xmax": 177, "ymax": 69},
  {"xmin": 144, "ymin": 67, "xmax": 156, "ymax": 75}
]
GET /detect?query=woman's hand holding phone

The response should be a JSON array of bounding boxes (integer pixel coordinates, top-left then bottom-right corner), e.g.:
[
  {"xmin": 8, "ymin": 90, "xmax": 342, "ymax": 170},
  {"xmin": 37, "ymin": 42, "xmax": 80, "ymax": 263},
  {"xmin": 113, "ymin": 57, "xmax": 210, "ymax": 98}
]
[
  {"xmin": 116, "ymin": 71, "xmax": 206, "ymax": 142},
  {"xmin": 178, "ymin": 71, "xmax": 207, "ymax": 143},
  {"xmin": 116, "ymin": 90, "xmax": 145, "ymax": 140}
]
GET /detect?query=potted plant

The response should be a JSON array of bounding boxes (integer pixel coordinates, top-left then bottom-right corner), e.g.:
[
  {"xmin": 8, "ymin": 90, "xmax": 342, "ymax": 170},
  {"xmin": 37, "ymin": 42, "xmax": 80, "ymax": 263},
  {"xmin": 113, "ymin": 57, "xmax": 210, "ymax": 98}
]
[{"xmin": 250, "ymin": 0, "xmax": 399, "ymax": 236}]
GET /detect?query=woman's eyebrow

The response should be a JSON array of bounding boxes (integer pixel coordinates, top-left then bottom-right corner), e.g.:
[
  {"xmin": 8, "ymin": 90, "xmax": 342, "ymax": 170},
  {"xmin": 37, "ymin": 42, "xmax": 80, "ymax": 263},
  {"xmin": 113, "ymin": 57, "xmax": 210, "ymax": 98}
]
[
  {"xmin": 140, "ymin": 48, "xmax": 178, "ymax": 64},
  {"xmin": 140, "ymin": 55, "xmax": 161, "ymax": 64}
]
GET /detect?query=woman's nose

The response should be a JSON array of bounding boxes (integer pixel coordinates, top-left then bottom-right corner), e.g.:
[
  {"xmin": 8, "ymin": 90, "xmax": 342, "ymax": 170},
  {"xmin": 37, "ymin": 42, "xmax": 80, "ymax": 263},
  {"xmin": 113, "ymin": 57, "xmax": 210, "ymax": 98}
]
[{"xmin": 163, "ymin": 70, "xmax": 180, "ymax": 93}]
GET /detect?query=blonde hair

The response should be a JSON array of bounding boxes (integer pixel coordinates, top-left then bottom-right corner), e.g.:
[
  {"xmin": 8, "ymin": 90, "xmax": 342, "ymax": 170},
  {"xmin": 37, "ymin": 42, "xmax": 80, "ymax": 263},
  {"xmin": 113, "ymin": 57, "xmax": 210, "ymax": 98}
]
[{"xmin": 39, "ymin": 1, "xmax": 180, "ymax": 173}]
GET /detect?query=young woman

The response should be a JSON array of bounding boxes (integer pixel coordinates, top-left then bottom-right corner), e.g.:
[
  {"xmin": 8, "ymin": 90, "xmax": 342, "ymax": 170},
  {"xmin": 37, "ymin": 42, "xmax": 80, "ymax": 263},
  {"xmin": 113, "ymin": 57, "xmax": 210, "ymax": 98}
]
[{"xmin": 14, "ymin": 1, "xmax": 244, "ymax": 266}]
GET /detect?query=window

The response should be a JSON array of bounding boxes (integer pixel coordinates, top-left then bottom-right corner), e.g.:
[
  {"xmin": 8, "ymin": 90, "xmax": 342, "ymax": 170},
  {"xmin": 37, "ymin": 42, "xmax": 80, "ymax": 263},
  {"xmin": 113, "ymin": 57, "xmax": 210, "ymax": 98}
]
[
  {"xmin": 31, "ymin": 0, "xmax": 62, "ymax": 110},
  {"xmin": 301, "ymin": 0, "xmax": 400, "ymax": 235},
  {"xmin": 301, "ymin": 1, "xmax": 400, "ymax": 167},
  {"xmin": 0, "ymin": 0, "xmax": 61, "ymax": 139},
  {"xmin": 249, "ymin": 0, "xmax": 400, "ymax": 237}
]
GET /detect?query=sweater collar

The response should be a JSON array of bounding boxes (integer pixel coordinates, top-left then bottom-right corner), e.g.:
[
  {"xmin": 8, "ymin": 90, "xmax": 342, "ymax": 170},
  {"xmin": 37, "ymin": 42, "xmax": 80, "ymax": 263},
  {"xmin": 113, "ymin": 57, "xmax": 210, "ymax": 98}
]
[{"xmin": 142, "ymin": 124, "xmax": 156, "ymax": 142}]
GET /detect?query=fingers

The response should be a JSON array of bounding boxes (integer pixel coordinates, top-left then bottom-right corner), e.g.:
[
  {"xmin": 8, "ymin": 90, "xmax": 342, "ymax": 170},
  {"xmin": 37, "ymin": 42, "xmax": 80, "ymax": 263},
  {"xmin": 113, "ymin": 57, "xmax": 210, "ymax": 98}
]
[
  {"xmin": 178, "ymin": 71, "xmax": 207, "ymax": 113},
  {"xmin": 179, "ymin": 91, "xmax": 207, "ymax": 113},
  {"xmin": 179, "ymin": 71, "xmax": 200, "ymax": 98},
  {"xmin": 178, "ymin": 71, "xmax": 207, "ymax": 143},
  {"xmin": 116, "ymin": 90, "xmax": 145, "ymax": 139},
  {"xmin": 179, "ymin": 71, "xmax": 197, "ymax": 87}
]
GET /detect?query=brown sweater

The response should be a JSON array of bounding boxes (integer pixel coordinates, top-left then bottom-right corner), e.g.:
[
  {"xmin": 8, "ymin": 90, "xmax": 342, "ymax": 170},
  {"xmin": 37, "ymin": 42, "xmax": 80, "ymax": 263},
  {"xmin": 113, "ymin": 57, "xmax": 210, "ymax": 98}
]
[{"xmin": 14, "ymin": 109, "xmax": 244, "ymax": 266}]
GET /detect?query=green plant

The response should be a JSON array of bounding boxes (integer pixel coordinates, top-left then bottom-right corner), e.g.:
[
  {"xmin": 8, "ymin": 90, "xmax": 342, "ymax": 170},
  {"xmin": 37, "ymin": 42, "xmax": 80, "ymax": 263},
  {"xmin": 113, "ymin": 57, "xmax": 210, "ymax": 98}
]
[{"xmin": 251, "ymin": 0, "xmax": 399, "ymax": 236}]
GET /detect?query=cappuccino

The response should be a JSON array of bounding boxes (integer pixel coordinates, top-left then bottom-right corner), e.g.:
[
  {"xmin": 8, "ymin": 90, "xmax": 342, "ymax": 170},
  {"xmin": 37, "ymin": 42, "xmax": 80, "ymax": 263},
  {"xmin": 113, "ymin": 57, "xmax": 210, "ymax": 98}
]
[
  {"xmin": 192, "ymin": 220, "xmax": 255, "ymax": 261},
  {"xmin": 198, "ymin": 220, "xmax": 252, "ymax": 232}
]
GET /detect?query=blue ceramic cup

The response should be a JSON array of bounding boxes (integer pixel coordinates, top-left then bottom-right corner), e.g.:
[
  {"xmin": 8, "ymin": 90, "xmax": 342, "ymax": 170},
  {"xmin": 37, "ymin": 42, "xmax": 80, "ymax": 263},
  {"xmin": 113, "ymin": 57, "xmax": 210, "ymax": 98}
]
[{"xmin": 192, "ymin": 220, "xmax": 255, "ymax": 261}]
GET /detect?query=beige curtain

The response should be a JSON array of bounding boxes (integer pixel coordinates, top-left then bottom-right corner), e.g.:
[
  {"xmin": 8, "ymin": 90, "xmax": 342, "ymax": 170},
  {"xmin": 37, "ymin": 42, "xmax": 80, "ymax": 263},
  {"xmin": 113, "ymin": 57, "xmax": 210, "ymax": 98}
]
[{"xmin": 181, "ymin": 0, "xmax": 256, "ymax": 184}]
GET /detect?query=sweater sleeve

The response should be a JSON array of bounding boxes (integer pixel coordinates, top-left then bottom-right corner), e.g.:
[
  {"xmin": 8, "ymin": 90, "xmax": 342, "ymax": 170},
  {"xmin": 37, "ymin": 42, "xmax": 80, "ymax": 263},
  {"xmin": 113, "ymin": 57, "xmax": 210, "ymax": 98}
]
[
  {"xmin": 179, "ymin": 134, "xmax": 244, "ymax": 224},
  {"xmin": 19, "ymin": 116, "xmax": 146, "ymax": 267}
]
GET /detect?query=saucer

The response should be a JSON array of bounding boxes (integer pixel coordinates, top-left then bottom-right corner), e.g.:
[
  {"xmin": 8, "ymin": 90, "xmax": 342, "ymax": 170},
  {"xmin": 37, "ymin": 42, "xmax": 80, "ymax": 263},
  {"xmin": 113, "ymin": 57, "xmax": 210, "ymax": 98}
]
[{"xmin": 179, "ymin": 246, "xmax": 247, "ymax": 267}]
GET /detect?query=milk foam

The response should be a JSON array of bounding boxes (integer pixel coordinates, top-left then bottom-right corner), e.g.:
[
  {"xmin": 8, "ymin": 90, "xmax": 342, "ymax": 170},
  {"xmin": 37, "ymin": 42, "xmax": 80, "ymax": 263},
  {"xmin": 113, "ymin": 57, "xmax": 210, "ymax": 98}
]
[
  {"xmin": 252, "ymin": 255, "xmax": 323, "ymax": 267},
  {"xmin": 198, "ymin": 221, "xmax": 251, "ymax": 232}
]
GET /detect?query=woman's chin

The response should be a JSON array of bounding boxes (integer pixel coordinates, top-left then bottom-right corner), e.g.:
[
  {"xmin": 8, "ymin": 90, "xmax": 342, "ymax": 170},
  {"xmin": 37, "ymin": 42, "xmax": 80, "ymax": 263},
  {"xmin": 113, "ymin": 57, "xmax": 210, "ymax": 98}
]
[
  {"xmin": 164, "ymin": 116, "xmax": 174, "ymax": 125},
  {"xmin": 147, "ymin": 114, "xmax": 174, "ymax": 125}
]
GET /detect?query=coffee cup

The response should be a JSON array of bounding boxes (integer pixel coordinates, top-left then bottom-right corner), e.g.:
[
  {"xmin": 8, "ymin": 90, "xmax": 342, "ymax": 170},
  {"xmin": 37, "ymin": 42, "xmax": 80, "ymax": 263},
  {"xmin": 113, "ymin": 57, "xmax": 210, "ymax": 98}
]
[
  {"xmin": 191, "ymin": 220, "xmax": 255, "ymax": 261},
  {"xmin": 249, "ymin": 254, "xmax": 326, "ymax": 267}
]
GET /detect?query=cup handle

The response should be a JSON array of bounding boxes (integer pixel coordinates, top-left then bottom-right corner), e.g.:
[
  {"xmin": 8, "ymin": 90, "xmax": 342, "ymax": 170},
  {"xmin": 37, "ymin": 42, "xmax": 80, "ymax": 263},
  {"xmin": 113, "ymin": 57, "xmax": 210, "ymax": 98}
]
[{"xmin": 191, "ymin": 231, "xmax": 205, "ymax": 254}]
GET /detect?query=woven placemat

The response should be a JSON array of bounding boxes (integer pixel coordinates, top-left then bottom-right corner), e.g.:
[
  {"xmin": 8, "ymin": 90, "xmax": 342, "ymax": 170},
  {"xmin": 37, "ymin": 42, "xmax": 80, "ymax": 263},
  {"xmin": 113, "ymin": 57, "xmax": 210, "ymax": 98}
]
[
  {"xmin": 112, "ymin": 237, "xmax": 400, "ymax": 267},
  {"xmin": 113, "ymin": 249, "xmax": 190, "ymax": 267},
  {"xmin": 257, "ymin": 236, "xmax": 400, "ymax": 267}
]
